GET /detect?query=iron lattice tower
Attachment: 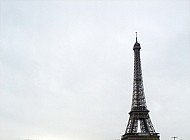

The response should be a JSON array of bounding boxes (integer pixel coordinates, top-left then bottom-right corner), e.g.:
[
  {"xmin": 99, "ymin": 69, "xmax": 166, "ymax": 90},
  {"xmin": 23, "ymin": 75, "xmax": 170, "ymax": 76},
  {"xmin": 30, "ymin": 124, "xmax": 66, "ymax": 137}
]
[{"xmin": 121, "ymin": 33, "xmax": 160, "ymax": 140}]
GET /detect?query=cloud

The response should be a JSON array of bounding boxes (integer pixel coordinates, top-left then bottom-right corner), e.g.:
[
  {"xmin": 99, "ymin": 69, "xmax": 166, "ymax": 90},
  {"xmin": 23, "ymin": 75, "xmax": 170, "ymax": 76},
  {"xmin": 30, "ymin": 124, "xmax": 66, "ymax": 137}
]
[{"xmin": 0, "ymin": 0, "xmax": 190, "ymax": 140}]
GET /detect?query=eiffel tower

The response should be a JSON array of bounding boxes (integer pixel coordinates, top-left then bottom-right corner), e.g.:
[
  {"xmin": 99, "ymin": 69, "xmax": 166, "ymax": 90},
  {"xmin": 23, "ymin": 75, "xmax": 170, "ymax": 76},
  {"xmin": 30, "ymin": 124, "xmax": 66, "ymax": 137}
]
[{"xmin": 121, "ymin": 33, "xmax": 160, "ymax": 140}]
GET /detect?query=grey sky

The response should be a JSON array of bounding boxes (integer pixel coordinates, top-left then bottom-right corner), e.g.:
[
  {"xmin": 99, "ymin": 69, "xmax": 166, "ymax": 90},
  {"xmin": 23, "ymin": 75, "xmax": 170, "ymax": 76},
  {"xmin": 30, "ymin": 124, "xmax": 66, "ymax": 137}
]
[{"xmin": 0, "ymin": 0, "xmax": 190, "ymax": 140}]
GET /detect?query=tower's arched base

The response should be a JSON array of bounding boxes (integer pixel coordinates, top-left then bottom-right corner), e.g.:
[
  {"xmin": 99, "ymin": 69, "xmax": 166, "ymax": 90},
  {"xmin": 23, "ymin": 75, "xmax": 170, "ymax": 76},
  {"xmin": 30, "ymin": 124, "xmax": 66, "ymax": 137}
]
[{"xmin": 121, "ymin": 133, "xmax": 160, "ymax": 140}]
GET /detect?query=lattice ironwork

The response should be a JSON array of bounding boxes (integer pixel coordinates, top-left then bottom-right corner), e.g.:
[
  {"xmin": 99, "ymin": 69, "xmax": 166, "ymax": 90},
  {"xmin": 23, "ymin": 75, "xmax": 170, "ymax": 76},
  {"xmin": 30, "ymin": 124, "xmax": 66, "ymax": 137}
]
[{"xmin": 121, "ymin": 33, "xmax": 159, "ymax": 140}]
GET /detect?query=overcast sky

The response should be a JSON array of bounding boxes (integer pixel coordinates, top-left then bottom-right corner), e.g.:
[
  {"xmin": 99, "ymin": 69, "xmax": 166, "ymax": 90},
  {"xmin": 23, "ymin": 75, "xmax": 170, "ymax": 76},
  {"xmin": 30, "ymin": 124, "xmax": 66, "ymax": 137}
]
[{"xmin": 0, "ymin": 0, "xmax": 190, "ymax": 140}]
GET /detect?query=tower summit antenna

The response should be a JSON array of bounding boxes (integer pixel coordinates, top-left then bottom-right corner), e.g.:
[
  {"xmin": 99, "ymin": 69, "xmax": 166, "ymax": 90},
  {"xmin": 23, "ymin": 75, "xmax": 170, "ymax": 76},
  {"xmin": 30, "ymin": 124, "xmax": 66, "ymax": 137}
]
[{"xmin": 135, "ymin": 32, "xmax": 137, "ymax": 42}]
